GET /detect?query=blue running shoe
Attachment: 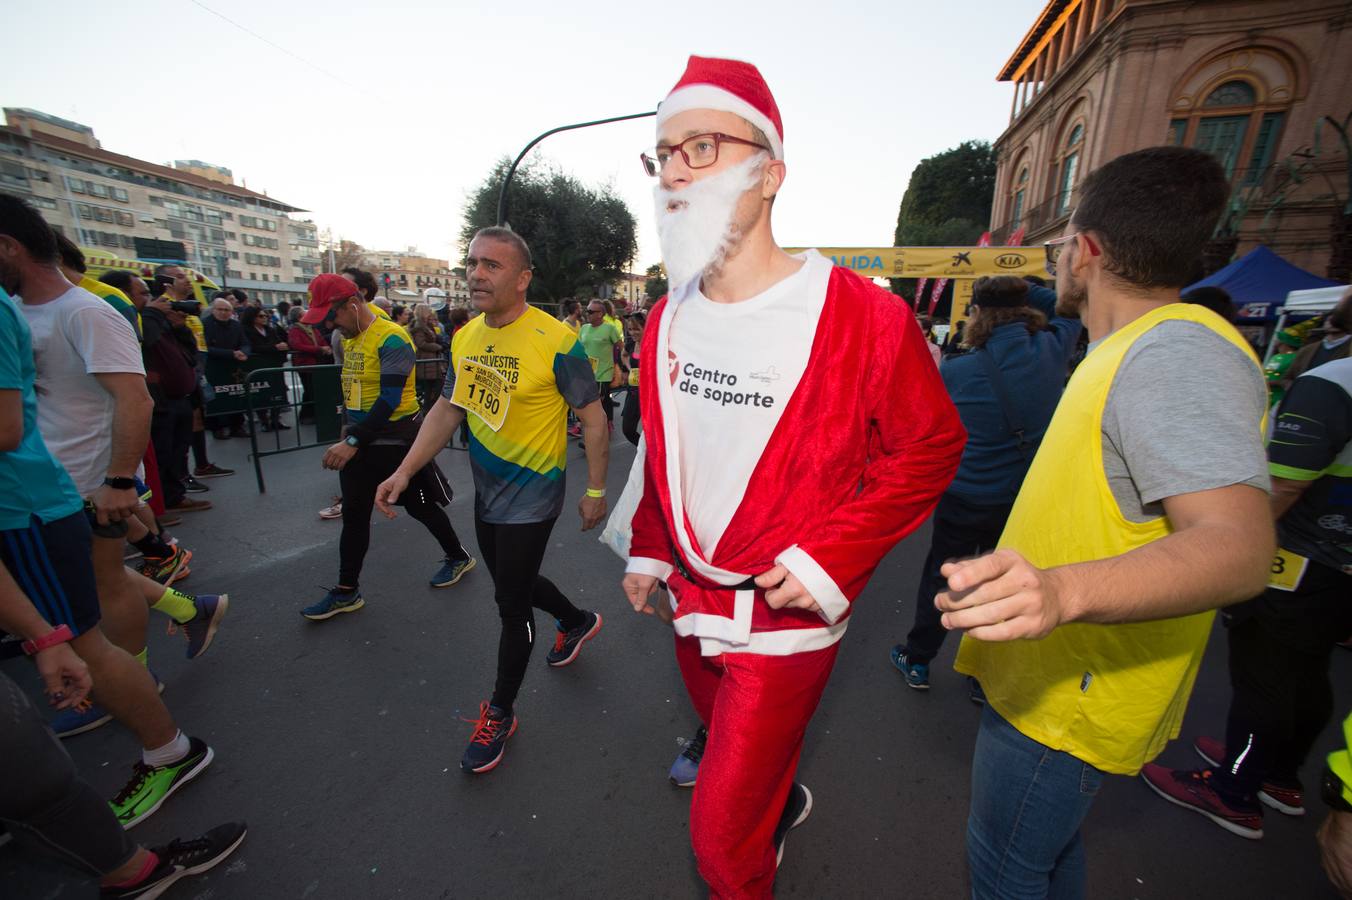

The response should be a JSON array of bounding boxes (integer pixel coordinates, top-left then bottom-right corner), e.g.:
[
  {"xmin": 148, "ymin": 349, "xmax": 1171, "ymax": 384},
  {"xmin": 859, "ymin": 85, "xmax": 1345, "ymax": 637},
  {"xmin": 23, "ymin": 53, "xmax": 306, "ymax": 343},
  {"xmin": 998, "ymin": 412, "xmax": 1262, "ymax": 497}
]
[
  {"xmin": 545, "ymin": 610, "xmax": 602, "ymax": 667},
  {"xmin": 669, "ymin": 725, "xmax": 707, "ymax": 787},
  {"xmin": 889, "ymin": 645, "xmax": 930, "ymax": 690},
  {"xmin": 53, "ymin": 701, "xmax": 113, "ymax": 738},
  {"xmin": 301, "ymin": 587, "xmax": 364, "ymax": 621},
  {"xmin": 178, "ymin": 594, "xmax": 229, "ymax": 660},
  {"xmin": 461, "ymin": 702, "xmax": 517, "ymax": 773},
  {"xmin": 430, "ymin": 555, "xmax": 476, "ymax": 588}
]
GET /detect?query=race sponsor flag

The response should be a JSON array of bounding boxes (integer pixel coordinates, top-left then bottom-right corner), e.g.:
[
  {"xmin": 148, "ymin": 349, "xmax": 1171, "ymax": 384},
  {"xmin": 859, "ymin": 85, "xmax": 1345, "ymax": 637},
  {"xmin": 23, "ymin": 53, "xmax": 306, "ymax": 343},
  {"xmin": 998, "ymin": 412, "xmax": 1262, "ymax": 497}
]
[
  {"xmin": 927, "ymin": 277, "xmax": 947, "ymax": 316},
  {"xmin": 1007, "ymin": 226, "xmax": 1026, "ymax": 247},
  {"xmin": 913, "ymin": 277, "xmax": 929, "ymax": 309}
]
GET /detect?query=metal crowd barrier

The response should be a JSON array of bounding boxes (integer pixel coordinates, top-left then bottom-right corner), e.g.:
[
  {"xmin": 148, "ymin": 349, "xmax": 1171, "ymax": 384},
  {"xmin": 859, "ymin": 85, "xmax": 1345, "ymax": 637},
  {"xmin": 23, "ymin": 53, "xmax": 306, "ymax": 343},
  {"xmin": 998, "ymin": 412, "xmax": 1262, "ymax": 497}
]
[{"xmin": 237, "ymin": 356, "xmax": 451, "ymax": 493}]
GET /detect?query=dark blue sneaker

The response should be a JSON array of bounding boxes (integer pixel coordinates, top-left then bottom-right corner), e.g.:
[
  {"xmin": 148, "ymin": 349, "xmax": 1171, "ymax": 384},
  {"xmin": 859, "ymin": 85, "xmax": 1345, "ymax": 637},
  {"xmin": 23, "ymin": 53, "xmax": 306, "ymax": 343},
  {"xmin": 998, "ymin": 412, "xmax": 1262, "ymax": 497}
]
[
  {"xmin": 301, "ymin": 587, "xmax": 364, "ymax": 621},
  {"xmin": 889, "ymin": 645, "xmax": 930, "ymax": 690},
  {"xmin": 669, "ymin": 725, "xmax": 707, "ymax": 787},
  {"xmin": 178, "ymin": 594, "xmax": 228, "ymax": 660},
  {"xmin": 461, "ymin": 702, "xmax": 517, "ymax": 773},
  {"xmin": 53, "ymin": 701, "xmax": 113, "ymax": 738},
  {"xmin": 545, "ymin": 610, "xmax": 602, "ymax": 667},
  {"xmin": 430, "ymin": 555, "xmax": 476, "ymax": 588},
  {"xmin": 774, "ymin": 783, "xmax": 813, "ymax": 868}
]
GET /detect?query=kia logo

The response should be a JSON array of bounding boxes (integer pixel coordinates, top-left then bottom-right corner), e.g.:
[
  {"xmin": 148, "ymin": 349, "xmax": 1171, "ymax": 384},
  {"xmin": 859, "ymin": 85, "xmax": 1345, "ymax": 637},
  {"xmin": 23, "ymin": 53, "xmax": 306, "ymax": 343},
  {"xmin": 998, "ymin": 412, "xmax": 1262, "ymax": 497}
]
[{"xmin": 995, "ymin": 254, "xmax": 1027, "ymax": 269}]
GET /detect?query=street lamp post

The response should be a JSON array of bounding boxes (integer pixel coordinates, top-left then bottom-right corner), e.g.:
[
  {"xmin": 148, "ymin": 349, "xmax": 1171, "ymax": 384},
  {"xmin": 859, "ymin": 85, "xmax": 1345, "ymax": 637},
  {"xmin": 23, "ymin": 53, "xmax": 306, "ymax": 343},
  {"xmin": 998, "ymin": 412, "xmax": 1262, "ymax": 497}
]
[{"xmin": 496, "ymin": 110, "xmax": 656, "ymax": 227}]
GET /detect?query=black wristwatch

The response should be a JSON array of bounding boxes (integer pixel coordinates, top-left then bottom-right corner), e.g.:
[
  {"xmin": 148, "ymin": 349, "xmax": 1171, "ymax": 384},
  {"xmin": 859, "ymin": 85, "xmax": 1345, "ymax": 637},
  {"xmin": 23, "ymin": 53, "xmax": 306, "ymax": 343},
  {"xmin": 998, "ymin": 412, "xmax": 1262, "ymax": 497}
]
[
  {"xmin": 103, "ymin": 476, "xmax": 137, "ymax": 490},
  {"xmin": 1323, "ymin": 767, "xmax": 1352, "ymax": 813},
  {"xmin": 344, "ymin": 435, "xmax": 361, "ymax": 448}
]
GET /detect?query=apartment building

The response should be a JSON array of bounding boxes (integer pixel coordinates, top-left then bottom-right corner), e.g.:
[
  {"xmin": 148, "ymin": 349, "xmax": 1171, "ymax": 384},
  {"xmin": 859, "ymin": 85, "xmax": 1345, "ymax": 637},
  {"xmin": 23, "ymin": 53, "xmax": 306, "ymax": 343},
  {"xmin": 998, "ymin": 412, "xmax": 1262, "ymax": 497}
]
[
  {"xmin": 359, "ymin": 247, "xmax": 469, "ymax": 307},
  {"xmin": 0, "ymin": 108, "xmax": 322, "ymax": 305}
]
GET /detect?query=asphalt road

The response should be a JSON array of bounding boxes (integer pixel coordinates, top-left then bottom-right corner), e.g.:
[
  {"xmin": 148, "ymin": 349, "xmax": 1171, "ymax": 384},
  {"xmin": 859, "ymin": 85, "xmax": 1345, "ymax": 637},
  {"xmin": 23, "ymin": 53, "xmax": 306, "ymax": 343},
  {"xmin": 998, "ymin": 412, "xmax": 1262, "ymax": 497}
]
[{"xmin": 3, "ymin": 418, "xmax": 1349, "ymax": 899}]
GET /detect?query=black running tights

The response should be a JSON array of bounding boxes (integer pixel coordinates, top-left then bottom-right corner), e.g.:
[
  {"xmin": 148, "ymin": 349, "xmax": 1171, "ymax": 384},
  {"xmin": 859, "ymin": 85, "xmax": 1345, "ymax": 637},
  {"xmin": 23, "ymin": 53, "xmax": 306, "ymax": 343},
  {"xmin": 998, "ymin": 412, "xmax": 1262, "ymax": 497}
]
[
  {"xmin": 338, "ymin": 444, "xmax": 466, "ymax": 587},
  {"xmin": 475, "ymin": 514, "xmax": 584, "ymax": 714}
]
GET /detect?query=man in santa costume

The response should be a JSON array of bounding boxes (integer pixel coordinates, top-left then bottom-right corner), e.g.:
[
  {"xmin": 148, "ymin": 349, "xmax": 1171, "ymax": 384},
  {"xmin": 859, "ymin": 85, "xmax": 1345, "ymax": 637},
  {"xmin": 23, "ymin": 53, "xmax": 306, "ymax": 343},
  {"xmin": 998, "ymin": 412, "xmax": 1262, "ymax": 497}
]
[{"xmin": 621, "ymin": 55, "xmax": 966, "ymax": 897}]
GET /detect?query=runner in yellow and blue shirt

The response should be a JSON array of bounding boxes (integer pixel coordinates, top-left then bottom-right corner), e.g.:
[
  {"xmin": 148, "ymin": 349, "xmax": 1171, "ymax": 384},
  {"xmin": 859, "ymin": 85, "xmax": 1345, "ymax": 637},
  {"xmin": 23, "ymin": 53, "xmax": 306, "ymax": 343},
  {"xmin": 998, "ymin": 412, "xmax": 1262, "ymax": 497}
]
[
  {"xmin": 297, "ymin": 274, "xmax": 473, "ymax": 622},
  {"xmin": 375, "ymin": 227, "xmax": 611, "ymax": 775}
]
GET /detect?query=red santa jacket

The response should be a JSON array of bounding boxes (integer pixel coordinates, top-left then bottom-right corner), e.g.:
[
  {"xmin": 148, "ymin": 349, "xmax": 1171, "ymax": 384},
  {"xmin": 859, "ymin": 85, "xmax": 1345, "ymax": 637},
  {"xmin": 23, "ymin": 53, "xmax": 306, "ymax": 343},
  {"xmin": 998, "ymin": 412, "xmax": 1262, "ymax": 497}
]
[{"xmin": 627, "ymin": 263, "xmax": 965, "ymax": 656}]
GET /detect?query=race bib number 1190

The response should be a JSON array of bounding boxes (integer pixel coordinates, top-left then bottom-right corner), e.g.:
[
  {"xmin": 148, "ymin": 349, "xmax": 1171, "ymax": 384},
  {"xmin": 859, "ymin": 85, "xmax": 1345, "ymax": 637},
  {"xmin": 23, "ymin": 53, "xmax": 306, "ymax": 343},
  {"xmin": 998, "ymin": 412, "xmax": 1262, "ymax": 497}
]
[{"xmin": 449, "ymin": 359, "xmax": 510, "ymax": 432}]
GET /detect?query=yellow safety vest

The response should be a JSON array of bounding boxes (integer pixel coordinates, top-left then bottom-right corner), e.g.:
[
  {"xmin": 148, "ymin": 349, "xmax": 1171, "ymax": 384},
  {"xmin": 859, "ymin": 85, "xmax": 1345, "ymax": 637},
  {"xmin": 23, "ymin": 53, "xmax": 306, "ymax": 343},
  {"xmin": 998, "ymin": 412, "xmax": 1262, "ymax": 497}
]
[{"xmin": 956, "ymin": 303, "xmax": 1264, "ymax": 775}]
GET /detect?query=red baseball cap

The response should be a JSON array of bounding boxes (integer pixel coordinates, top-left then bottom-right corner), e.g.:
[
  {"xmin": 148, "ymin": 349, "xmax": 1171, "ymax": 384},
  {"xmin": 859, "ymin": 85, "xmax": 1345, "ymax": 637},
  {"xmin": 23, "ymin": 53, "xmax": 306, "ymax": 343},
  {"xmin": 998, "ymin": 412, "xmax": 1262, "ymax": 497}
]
[{"xmin": 301, "ymin": 273, "xmax": 362, "ymax": 324}]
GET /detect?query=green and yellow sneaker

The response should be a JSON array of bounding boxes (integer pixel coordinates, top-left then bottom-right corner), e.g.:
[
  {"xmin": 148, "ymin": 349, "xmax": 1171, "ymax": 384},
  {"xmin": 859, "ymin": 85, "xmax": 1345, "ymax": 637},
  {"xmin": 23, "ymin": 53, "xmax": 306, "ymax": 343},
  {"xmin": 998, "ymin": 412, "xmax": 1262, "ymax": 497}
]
[{"xmin": 110, "ymin": 737, "xmax": 214, "ymax": 830}]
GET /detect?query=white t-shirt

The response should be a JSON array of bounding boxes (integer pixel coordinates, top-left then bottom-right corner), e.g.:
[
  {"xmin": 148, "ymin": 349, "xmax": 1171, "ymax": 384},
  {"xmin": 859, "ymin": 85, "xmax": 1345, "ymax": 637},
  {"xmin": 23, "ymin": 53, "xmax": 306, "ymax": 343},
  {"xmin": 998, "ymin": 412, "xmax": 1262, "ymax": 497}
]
[
  {"xmin": 21, "ymin": 285, "xmax": 144, "ymax": 497},
  {"xmin": 668, "ymin": 251, "xmax": 831, "ymax": 556}
]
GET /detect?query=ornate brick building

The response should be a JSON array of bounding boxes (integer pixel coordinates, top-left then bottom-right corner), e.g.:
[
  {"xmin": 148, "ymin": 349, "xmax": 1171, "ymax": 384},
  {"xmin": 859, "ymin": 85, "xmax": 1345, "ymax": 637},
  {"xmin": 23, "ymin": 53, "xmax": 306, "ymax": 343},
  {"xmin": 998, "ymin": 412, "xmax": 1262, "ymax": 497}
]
[{"xmin": 988, "ymin": 0, "xmax": 1352, "ymax": 278}]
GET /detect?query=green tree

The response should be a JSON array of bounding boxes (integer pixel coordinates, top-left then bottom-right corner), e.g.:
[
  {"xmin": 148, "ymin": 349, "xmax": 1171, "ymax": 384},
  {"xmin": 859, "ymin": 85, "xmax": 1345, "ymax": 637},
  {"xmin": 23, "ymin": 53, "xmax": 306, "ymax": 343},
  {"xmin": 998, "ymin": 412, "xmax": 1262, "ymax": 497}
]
[
  {"xmin": 889, "ymin": 140, "xmax": 997, "ymax": 298},
  {"xmin": 460, "ymin": 158, "xmax": 638, "ymax": 304},
  {"xmin": 644, "ymin": 263, "xmax": 667, "ymax": 301}
]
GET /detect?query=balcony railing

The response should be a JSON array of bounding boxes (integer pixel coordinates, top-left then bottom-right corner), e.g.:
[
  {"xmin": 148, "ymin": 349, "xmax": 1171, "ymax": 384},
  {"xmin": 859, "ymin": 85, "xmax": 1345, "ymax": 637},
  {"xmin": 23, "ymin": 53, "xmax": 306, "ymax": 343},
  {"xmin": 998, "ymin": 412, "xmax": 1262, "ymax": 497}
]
[{"xmin": 990, "ymin": 191, "xmax": 1072, "ymax": 245}]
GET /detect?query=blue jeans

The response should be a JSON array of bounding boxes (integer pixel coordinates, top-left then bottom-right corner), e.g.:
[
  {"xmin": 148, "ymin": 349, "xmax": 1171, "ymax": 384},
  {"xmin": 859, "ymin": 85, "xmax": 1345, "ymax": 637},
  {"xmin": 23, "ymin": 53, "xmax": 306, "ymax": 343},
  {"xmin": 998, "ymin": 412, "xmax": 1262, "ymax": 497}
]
[{"xmin": 968, "ymin": 705, "xmax": 1105, "ymax": 900}]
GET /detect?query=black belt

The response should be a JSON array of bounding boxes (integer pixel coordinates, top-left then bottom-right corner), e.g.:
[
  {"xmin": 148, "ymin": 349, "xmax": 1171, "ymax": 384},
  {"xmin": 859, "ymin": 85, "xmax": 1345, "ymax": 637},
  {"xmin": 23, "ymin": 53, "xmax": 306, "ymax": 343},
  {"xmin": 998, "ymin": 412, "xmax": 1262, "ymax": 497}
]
[{"xmin": 672, "ymin": 554, "xmax": 758, "ymax": 591}]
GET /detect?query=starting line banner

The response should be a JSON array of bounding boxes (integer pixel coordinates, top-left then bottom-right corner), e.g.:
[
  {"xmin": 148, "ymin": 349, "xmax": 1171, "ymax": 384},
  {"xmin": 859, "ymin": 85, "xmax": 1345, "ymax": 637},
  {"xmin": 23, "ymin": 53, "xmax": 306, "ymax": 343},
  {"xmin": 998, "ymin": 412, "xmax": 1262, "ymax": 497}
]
[{"xmin": 789, "ymin": 247, "xmax": 1045, "ymax": 279}]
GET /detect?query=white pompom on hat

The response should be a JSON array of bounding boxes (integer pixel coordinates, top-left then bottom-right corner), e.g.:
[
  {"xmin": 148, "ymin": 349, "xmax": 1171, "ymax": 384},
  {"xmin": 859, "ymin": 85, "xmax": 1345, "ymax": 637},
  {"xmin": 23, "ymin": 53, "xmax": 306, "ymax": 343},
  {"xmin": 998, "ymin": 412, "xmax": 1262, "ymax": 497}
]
[{"xmin": 656, "ymin": 55, "xmax": 783, "ymax": 160}]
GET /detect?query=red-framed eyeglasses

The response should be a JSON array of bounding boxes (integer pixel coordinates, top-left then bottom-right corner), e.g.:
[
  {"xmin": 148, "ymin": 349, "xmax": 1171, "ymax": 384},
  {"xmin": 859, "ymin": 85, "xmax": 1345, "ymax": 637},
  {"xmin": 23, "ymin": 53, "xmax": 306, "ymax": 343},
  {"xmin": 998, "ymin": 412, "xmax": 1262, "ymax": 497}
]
[{"xmin": 640, "ymin": 132, "xmax": 770, "ymax": 177}]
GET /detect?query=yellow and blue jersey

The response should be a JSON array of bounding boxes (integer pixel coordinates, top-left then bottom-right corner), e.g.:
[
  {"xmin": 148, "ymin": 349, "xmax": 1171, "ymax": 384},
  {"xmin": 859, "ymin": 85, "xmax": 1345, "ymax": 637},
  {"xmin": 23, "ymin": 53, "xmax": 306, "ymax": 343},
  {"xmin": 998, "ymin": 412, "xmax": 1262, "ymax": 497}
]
[{"xmin": 446, "ymin": 306, "xmax": 597, "ymax": 523}]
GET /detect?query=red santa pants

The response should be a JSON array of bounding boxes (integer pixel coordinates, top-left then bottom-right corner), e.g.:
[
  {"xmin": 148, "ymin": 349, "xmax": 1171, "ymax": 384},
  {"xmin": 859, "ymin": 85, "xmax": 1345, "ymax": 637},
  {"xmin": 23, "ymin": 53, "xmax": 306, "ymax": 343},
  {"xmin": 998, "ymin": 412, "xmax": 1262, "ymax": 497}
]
[{"xmin": 675, "ymin": 633, "xmax": 840, "ymax": 899}]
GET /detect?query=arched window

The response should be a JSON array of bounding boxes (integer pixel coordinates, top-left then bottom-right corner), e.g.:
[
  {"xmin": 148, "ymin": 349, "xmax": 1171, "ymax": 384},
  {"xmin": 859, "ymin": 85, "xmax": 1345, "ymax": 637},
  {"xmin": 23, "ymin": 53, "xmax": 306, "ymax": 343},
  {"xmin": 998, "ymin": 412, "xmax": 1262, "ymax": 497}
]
[
  {"xmin": 1203, "ymin": 80, "xmax": 1256, "ymax": 108},
  {"xmin": 1055, "ymin": 123, "xmax": 1084, "ymax": 216},
  {"xmin": 1168, "ymin": 47, "xmax": 1298, "ymax": 185},
  {"xmin": 1010, "ymin": 166, "xmax": 1029, "ymax": 229}
]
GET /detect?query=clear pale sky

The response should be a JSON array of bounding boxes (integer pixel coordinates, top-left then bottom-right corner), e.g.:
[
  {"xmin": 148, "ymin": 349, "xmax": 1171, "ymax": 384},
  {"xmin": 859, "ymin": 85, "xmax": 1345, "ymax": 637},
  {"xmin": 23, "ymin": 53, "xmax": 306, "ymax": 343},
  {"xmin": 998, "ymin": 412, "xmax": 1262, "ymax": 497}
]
[{"xmin": 9, "ymin": 0, "xmax": 1046, "ymax": 270}]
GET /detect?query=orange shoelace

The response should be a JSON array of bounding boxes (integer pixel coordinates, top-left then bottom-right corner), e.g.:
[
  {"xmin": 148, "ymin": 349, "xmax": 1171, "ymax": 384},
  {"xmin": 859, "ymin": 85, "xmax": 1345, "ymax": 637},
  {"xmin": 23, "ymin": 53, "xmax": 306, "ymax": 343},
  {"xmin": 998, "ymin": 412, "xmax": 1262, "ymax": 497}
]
[{"xmin": 463, "ymin": 702, "xmax": 506, "ymax": 746}]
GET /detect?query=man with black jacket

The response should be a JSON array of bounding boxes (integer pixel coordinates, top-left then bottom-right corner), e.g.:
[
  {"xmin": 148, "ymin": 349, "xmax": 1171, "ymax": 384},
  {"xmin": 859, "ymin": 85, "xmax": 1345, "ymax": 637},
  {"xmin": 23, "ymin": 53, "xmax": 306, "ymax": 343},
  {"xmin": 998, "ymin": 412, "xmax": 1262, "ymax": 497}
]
[
  {"xmin": 201, "ymin": 297, "xmax": 249, "ymax": 439},
  {"xmin": 142, "ymin": 295, "xmax": 209, "ymax": 513}
]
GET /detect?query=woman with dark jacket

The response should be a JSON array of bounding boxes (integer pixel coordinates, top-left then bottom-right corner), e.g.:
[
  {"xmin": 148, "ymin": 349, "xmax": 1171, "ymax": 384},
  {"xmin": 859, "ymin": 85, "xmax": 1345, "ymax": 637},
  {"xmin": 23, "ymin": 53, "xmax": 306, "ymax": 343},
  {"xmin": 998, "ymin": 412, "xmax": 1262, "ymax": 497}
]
[
  {"xmin": 889, "ymin": 276, "xmax": 1083, "ymax": 692},
  {"xmin": 242, "ymin": 306, "xmax": 291, "ymax": 430},
  {"xmin": 408, "ymin": 303, "xmax": 447, "ymax": 411}
]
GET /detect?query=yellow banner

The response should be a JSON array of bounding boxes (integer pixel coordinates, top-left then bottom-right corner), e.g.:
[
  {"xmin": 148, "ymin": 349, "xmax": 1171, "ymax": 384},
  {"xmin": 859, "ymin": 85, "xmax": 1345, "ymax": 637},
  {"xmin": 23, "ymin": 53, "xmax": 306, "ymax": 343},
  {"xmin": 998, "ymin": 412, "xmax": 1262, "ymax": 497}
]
[
  {"xmin": 788, "ymin": 247, "xmax": 1045, "ymax": 279},
  {"xmin": 951, "ymin": 280, "xmax": 975, "ymax": 330}
]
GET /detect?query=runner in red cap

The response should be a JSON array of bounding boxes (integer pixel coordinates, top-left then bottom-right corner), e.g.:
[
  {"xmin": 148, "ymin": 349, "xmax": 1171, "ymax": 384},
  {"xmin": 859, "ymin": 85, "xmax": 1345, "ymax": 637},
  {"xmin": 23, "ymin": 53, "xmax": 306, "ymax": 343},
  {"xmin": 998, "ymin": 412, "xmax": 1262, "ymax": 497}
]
[{"xmin": 298, "ymin": 274, "xmax": 475, "ymax": 621}]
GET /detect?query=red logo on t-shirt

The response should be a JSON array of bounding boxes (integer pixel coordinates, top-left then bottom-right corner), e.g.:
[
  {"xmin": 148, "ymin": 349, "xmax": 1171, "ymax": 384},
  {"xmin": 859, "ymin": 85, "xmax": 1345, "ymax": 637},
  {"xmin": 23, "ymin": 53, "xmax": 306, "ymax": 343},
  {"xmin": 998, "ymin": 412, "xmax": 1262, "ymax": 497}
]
[{"xmin": 668, "ymin": 349, "xmax": 679, "ymax": 385}]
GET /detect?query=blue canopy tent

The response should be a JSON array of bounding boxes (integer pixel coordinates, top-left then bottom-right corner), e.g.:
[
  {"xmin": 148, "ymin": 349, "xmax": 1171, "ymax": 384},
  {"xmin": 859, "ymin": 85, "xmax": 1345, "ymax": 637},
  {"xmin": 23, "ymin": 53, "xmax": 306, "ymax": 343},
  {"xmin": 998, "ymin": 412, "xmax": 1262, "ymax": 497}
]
[{"xmin": 1185, "ymin": 245, "xmax": 1338, "ymax": 322}]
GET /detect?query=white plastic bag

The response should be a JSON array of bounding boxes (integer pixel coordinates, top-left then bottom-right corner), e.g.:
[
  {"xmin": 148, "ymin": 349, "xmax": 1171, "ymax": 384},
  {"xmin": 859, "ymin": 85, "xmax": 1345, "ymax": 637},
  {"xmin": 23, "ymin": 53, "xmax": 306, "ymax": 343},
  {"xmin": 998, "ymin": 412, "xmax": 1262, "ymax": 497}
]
[{"xmin": 599, "ymin": 435, "xmax": 645, "ymax": 560}]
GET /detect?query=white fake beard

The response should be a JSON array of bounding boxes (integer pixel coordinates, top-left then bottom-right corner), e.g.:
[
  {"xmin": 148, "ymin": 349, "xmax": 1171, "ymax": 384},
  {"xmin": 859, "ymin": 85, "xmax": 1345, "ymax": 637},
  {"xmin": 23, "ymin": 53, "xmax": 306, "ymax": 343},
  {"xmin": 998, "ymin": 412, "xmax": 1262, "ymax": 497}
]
[{"xmin": 654, "ymin": 153, "xmax": 765, "ymax": 291}]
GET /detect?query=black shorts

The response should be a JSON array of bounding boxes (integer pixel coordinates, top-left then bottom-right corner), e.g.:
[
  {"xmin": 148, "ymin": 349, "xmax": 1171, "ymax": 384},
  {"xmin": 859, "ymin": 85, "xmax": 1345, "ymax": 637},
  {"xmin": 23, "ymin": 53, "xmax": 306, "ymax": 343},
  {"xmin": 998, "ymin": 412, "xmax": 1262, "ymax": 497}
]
[
  {"xmin": 340, "ymin": 442, "xmax": 452, "ymax": 508},
  {"xmin": 0, "ymin": 511, "xmax": 101, "ymax": 659}
]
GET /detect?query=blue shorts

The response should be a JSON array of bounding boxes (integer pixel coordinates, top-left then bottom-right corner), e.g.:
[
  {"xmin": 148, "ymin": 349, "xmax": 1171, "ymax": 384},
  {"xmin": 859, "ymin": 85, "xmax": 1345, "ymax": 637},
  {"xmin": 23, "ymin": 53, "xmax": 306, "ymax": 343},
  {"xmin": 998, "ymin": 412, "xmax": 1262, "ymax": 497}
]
[{"xmin": 0, "ymin": 512, "xmax": 101, "ymax": 659}]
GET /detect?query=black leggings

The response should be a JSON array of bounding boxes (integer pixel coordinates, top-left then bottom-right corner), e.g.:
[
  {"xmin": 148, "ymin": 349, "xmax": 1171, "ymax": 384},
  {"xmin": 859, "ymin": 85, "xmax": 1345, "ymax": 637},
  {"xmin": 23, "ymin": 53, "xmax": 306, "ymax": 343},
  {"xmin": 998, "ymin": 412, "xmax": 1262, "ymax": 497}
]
[
  {"xmin": 621, "ymin": 385, "xmax": 640, "ymax": 446},
  {"xmin": 598, "ymin": 382, "xmax": 615, "ymax": 423},
  {"xmin": 475, "ymin": 514, "xmax": 584, "ymax": 713},
  {"xmin": 0, "ymin": 671, "xmax": 135, "ymax": 880},
  {"xmin": 338, "ymin": 443, "xmax": 467, "ymax": 587},
  {"xmin": 1212, "ymin": 560, "xmax": 1352, "ymax": 800}
]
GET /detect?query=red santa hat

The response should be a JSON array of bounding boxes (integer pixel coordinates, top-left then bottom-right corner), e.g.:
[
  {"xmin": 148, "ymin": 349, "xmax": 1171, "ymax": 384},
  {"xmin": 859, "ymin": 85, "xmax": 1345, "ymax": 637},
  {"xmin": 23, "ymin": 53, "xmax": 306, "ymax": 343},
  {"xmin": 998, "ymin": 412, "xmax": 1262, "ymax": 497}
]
[{"xmin": 657, "ymin": 55, "xmax": 783, "ymax": 160}]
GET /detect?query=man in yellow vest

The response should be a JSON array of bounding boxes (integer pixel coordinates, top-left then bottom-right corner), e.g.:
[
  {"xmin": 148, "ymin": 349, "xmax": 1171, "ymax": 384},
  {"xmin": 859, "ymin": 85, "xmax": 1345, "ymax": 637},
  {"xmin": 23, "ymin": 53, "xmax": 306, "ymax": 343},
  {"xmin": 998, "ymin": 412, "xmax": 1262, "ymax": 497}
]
[
  {"xmin": 298, "ymin": 274, "xmax": 474, "ymax": 621},
  {"xmin": 936, "ymin": 147, "xmax": 1275, "ymax": 898}
]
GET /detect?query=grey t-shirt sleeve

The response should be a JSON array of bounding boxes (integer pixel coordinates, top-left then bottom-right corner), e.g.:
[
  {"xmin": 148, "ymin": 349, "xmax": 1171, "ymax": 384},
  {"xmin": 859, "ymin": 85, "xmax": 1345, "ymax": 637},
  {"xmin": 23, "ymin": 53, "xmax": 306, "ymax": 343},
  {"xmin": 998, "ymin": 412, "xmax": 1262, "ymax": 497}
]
[{"xmin": 1101, "ymin": 320, "xmax": 1270, "ymax": 523}]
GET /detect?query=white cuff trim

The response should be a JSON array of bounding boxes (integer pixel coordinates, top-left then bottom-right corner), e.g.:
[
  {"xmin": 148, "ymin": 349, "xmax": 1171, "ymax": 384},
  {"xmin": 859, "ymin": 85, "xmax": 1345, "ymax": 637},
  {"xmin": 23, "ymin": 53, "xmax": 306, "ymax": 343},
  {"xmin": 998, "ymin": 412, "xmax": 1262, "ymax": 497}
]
[
  {"xmin": 776, "ymin": 545, "xmax": 850, "ymax": 625},
  {"xmin": 625, "ymin": 556, "xmax": 674, "ymax": 581}
]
